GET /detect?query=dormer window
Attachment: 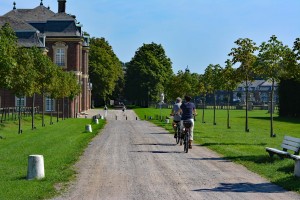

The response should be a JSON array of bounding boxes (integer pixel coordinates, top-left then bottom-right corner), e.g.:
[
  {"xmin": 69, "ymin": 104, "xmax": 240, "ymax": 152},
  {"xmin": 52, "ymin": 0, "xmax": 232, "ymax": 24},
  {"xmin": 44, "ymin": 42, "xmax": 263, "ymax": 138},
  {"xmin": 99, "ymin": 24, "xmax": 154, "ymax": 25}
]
[{"xmin": 53, "ymin": 42, "xmax": 68, "ymax": 69}]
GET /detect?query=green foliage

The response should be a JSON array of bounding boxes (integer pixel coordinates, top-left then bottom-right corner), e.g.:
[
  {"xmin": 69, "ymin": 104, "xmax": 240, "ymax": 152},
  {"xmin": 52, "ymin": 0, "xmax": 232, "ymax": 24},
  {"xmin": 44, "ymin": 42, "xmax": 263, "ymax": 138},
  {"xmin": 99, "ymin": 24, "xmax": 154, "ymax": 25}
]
[
  {"xmin": 125, "ymin": 42, "xmax": 173, "ymax": 105},
  {"xmin": 229, "ymin": 38, "xmax": 259, "ymax": 83},
  {"xmin": 222, "ymin": 59, "xmax": 239, "ymax": 91},
  {"xmin": 134, "ymin": 108, "xmax": 300, "ymax": 192},
  {"xmin": 165, "ymin": 69, "xmax": 199, "ymax": 101},
  {"xmin": 89, "ymin": 37, "xmax": 124, "ymax": 105},
  {"xmin": 0, "ymin": 23, "xmax": 18, "ymax": 88},
  {"xmin": 204, "ymin": 64, "xmax": 223, "ymax": 94},
  {"xmin": 0, "ymin": 116, "xmax": 105, "ymax": 200},
  {"xmin": 257, "ymin": 35, "xmax": 290, "ymax": 82}
]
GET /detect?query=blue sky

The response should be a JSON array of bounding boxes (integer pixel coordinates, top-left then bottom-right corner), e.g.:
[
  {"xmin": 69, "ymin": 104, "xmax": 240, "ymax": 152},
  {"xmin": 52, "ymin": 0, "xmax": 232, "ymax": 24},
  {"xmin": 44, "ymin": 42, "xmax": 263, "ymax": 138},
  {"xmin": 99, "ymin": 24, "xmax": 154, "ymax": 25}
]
[{"xmin": 1, "ymin": 0, "xmax": 300, "ymax": 74}]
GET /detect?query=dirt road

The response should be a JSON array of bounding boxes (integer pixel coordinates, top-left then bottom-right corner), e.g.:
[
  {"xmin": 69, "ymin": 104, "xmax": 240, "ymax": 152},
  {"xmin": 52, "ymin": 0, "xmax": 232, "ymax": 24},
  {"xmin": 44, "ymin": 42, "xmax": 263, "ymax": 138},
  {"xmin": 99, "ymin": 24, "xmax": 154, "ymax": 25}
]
[{"xmin": 53, "ymin": 109, "xmax": 300, "ymax": 200}]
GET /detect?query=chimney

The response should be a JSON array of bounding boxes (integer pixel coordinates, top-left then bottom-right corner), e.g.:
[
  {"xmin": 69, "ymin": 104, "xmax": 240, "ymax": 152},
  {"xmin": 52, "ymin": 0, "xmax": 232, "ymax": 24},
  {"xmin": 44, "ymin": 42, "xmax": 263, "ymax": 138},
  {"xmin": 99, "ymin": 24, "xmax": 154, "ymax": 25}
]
[{"xmin": 58, "ymin": 0, "xmax": 66, "ymax": 13}]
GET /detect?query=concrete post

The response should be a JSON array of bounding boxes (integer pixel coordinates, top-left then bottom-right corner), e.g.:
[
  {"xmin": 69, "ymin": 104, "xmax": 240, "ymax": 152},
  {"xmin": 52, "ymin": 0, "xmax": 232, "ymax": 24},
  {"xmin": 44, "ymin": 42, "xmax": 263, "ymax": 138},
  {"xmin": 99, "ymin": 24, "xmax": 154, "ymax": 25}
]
[
  {"xmin": 85, "ymin": 124, "xmax": 92, "ymax": 132},
  {"xmin": 294, "ymin": 159, "xmax": 300, "ymax": 177},
  {"xmin": 94, "ymin": 118, "xmax": 99, "ymax": 124},
  {"xmin": 27, "ymin": 155, "xmax": 45, "ymax": 180}
]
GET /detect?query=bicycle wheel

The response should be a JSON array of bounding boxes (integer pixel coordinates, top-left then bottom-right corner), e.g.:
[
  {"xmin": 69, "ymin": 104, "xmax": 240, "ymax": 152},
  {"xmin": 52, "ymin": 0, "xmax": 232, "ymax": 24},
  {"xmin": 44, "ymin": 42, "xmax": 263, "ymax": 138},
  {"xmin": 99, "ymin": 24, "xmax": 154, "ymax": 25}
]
[
  {"xmin": 176, "ymin": 126, "xmax": 180, "ymax": 144},
  {"xmin": 184, "ymin": 130, "xmax": 189, "ymax": 153}
]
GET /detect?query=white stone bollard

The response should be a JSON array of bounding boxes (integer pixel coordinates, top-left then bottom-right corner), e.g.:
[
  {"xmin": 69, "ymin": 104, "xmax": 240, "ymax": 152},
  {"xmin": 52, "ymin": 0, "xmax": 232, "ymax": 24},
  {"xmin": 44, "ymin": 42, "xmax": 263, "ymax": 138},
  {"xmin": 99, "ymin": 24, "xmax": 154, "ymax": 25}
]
[
  {"xmin": 85, "ymin": 124, "xmax": 92, "ymax": 132},
  {"xmin": 165, "ymin": 119, "xmax": 170, "ymax": 123},
  {"xmin": 27, "ymin": 155, "xmax": 45, "ymax": 180},
  {"xmin": 294, "ymin": 158, "xmax": 300, "ymax": 177},
  {"xmin": 100, "ymin": 116, "xmax": 104, "ymax": 119},
  {"xmin": 94, "ymin": 118, "xmax": 99, "ymax": 124}
]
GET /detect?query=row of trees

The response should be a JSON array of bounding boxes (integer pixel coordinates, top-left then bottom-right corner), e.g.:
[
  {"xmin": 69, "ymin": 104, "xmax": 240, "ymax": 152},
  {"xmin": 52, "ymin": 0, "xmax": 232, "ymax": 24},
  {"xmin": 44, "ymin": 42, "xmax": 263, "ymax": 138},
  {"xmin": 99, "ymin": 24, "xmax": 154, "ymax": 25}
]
[
  {"xmin": 0, "ymin": 23, "xmax": 80, "ymax": 133},
  {"xmin": 89, "ymin": 35, "xmax": 300, "ymax": 138}
]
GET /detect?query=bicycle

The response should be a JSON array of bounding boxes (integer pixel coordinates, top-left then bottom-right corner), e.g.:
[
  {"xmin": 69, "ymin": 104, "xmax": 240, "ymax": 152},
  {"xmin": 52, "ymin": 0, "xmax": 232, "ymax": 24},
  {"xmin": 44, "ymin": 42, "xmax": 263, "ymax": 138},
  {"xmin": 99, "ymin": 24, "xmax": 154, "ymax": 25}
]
[
  {"xmin": 173, "ymin": 120, "xmax": 182, "ymax": 145},
  {"xmin": 182, "ymin": 120, "xmax": 192, "ymax": 153}
]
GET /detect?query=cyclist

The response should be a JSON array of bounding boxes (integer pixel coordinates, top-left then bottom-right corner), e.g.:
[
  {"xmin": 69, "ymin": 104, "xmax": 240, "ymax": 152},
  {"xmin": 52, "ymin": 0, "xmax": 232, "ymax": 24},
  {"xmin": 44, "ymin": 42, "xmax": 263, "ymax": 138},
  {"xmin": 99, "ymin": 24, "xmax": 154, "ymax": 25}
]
[
  {"xmin": 170, "ymin": 97, "xmax": 182, "ymax": 138},
  {"xmin": 179, "ymin": 95, "xmax": 197, "ymax": 149}
]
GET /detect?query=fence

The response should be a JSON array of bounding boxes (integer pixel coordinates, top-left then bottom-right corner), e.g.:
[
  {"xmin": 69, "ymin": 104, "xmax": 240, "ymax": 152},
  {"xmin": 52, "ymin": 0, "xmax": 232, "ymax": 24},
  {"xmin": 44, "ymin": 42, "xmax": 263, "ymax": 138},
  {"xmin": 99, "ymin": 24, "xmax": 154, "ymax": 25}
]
[{"xmin": 0, "ymin": 107, "xmax": 40, "ymax": 122}]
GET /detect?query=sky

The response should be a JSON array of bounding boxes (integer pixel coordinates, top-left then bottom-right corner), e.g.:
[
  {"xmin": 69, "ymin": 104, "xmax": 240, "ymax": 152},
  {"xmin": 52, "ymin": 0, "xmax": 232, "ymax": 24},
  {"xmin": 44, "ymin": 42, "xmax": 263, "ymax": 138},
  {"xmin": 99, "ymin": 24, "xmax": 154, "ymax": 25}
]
[{"xmin": 1, "ymin": 0, "xmax": 300, "ymax": 74}]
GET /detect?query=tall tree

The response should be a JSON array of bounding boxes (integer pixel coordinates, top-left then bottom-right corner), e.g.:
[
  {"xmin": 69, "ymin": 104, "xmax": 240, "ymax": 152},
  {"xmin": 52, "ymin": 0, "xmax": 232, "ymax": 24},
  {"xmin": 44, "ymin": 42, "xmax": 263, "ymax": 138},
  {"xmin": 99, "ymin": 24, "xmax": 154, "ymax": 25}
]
[
  {"xmin": 0, "ymin": 23, "xmax": 17, "ymax": 89},
  {"xmin": 197, "ymin": 74, "xmax": 208, "ymax": 123},
  {"xmin": 228, "ymin": 38, "xmax": 258, "ymax": 132},
  {"xmin": 204, "ymin": 64, "xmax": 223, "ymax": 125},
  {"xmin": 10, "ymin": 48, "xmax": 37, "ymax": 133},
  {"xmin": 34, "ymin": 50, "xmax": 58, "ymax": 126},
  {"xmin": 257, "ymin": 35, "xmax": 290, "ymax": 137},
  {"xmin": 125, "ymin": 43, "xmax": 173, "ymax": 106},
  {"xmin": 222, "ymin": 59, "xmax": 238, "ymax": 129},
  {"xmin": 166, "ymin": 68, "xmax": 199, "ymax": 101},
  {"xmin": 89, "ymin": 37, "xmax": 123, "ymax": 106}
]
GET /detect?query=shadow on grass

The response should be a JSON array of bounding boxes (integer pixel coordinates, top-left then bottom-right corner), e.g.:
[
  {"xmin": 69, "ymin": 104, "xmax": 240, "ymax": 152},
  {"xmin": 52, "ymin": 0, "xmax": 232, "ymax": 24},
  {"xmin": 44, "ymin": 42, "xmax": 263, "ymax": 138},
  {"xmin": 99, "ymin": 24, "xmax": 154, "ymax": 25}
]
[
  {"xmin": 223, "ymin": 155, "xmax": 279, "ymax": 164},
  {"xmin": 201, "ymin": 142, "xmax": 267, "ymax": 147},
  {"xmin": 249, "ymin": 116, "xmax": 300, "ymax": 124},
  {"xmin": 273, "ymin": 176, "xmax": 300, "ymax": 192},
  {"xmin": 192, "ymin": 182, "xmax": 289, "ymax": 193},
  {"xmin": 190, "ymin": 157, "xmax": 231, "ymax": 162}
]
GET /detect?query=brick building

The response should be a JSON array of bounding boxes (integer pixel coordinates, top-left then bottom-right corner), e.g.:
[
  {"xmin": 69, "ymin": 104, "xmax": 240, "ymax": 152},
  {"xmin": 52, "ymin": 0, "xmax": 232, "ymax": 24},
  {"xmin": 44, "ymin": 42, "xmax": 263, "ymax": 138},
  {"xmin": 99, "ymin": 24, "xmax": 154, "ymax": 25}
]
[{"xmin": 0, "ymin": 0, "xmax": 91, "ymax": 118}]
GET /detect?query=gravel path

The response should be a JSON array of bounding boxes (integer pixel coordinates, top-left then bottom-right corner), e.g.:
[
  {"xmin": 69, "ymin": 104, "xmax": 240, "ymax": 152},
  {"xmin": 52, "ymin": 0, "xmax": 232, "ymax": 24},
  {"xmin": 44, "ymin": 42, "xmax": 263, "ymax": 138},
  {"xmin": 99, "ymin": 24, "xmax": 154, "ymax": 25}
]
[{"xmin": 53, "ymin": 109, "xmax": 300, "ymax": 200}]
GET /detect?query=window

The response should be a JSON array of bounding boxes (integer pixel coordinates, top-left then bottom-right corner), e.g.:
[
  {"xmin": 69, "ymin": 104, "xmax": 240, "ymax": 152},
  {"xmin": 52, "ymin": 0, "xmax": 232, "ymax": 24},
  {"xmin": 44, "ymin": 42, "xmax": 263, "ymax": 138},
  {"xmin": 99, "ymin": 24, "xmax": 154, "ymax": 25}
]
[
  {"xmin": 53, "ymin": 42, "xmax": 68, "ymax": 68},
  {"xmin": 15, "ymin": 96, "xmax": 26, "ymax": 107},
  {"xmin": 55, "ymin": 48, "xmax": 65, "ymax": 66},
  {"xmin": 46, "ymin": 97, "xmax": 55, "ymax": 111}
]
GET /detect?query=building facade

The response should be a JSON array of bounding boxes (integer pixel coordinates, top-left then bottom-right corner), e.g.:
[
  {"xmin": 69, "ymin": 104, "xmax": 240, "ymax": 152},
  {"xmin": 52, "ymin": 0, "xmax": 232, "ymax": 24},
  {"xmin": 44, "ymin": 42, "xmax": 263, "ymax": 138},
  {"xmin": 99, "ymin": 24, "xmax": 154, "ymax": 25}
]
[{"xmin": 0, "ymin": 0, "xmax": 91, "ymax": 117}]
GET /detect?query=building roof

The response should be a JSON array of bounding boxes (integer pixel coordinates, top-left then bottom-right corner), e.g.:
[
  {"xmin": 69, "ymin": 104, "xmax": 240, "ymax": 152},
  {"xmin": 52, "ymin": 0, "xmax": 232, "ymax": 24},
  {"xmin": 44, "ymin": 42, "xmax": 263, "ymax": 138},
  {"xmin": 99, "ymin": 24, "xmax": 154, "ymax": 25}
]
[
  {"xmin": 4, "ymin": 6, "xmax": 55, "ymax": 23},
  {"xmin": 0, "ymin": 16, "xmax": 37, "ymax": 32},
  {"xmin": 260, "ymin": 80, "xmax": 278, "ymax": 87},
  {"xmin": 0, "ymin": 2, "xmax": 82, "ymax": 44}
]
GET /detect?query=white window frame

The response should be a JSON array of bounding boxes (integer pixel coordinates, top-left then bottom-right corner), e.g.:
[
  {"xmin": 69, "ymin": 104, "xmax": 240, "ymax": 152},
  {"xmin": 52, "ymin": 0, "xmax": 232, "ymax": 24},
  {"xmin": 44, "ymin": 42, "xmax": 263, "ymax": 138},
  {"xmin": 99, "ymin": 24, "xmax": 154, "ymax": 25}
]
[
  {"xmin": 53, "ymin": 42, "xmax": 68, "ymax": 69},
  {"xmin": 15, "ymin": 96, "xmax": 26, "ymax": 107},
  {"xmin": 46, "ymin": 97, "xmax": 55, "ymax": 112}
]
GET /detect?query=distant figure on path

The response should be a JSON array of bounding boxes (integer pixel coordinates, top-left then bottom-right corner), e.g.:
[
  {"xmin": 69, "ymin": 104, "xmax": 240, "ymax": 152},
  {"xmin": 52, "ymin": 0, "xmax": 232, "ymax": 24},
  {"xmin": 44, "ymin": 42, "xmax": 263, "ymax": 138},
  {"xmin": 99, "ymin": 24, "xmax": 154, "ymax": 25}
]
[
  {"xmin": 122, "ymin": 105, "xmax": 126, "ymax": 115},
  {"xmin": 104, "ymin": 105, "xmax": 108, "ymax": 118}
]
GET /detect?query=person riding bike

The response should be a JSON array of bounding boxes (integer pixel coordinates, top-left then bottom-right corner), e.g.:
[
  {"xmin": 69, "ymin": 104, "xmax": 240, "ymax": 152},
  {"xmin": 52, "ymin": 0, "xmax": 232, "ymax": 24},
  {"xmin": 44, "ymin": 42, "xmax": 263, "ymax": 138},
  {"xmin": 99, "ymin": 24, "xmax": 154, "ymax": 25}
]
[
  {"xmin": 170, "ymin": 97, "xmax": 182, "ymax": 138},
  {"xmin": 179, "ymin": 95, "xmax": 197, "ymax": 149}
]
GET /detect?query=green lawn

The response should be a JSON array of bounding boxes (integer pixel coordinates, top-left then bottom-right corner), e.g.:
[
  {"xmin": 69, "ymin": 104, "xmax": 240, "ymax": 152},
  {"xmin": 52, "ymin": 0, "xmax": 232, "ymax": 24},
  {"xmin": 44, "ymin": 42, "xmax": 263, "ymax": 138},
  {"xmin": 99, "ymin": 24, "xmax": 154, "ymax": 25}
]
[
  {"xmin": 0, "ymin": 115, "xmax": 105, "ymax": 200},
  {"xmin": 134, "ymin": 107, "xmax": 300, "ymax": 192}
]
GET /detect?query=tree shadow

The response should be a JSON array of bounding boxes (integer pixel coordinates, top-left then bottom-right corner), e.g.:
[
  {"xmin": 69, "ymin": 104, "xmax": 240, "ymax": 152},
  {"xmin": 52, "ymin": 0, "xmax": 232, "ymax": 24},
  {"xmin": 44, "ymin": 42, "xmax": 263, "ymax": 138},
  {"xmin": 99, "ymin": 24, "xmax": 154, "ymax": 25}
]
[
  {"xmin": 249, "ymin": 116, "xmax": 300, "ymax": 124},
  {"xmin": 193, "ymin": 182, "xmax": 288, "ymax": 193},
  {"xmin": 223, "ymin": 155, "xmax": 278, "ymax": 165},
  {"xmin": 189, "ymin": 157, "xmax": 231, "ymax": 162},
  {"xmin": 201, "ymin": 142, "xmax": 267, "ymax": 147},
  {"xmin": 130, "ymin": 150, "xmax": 182, "ymax": 154},
  {"xmin": 149, "ymin": 132, "xmax": 169, "ymax": 135},
  {"xmin": 132, "ymin": 143, "xmax": 176, "ymax": 146}
]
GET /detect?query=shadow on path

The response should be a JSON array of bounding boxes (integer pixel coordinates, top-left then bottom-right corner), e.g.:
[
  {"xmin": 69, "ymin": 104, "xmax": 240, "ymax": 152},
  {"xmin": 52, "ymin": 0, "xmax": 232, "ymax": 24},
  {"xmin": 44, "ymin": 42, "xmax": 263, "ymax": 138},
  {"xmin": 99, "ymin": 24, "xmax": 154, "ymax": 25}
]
[{"xmin": 193, "ymin": 182, "xmax": 287, "ymax": 193}]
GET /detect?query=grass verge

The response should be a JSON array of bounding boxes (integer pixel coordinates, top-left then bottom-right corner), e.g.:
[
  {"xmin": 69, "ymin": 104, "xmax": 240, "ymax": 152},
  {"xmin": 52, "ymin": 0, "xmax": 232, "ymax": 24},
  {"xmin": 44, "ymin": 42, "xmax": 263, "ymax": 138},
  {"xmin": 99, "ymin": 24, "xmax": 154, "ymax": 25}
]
[
  {"xmin": 0, "ymin": 115, "xmax": 105, "ymax": 200},
  {"xmin": 134, "ymin": 107, "xmax": 300, "ymax": 193}
]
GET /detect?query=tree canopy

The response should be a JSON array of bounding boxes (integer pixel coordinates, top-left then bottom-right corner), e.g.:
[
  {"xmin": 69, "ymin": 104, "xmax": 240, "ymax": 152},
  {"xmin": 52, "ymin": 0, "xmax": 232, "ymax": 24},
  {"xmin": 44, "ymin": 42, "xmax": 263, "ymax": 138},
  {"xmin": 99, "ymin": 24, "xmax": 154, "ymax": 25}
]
[
  {"xmin": 89, "ymin": 37, "xmax": 124, "ymax": 106},
  {"xmin": 125, "ymin": 42, "xmax": 173, "ymax": 106},
  {"xmin": 0, "ymin": 23, "xmax": 18, "ymax": 89}
]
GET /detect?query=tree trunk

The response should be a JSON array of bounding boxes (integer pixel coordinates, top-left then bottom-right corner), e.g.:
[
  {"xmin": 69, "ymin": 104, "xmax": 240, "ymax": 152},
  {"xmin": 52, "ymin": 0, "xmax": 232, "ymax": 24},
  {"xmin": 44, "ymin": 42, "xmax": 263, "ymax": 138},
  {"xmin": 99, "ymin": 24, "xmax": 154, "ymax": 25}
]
[
  {"xmin": 42, "ymin": 93, "xmax": 45, "ymax": 127},
  {"xmin": 202, "ymin": 96, "xmax": 205, "ymax": 123},
  {"xmin": 31, "ymin": 93, "xmax": 35, "ymax": 130},
  {"xmin": 62, "ymin": 97, "xmax": 65, "ymax": 120},
  {"xmin": 57, "ymin": 98, "xmax": 59, "ymax": 122},
  {"xmin": 18, "ymin": 97, "xmax": 22, "ymax": 134},
  {"xmin": 227, "ymin": 91, "xmax": 231, "ymax": 129},
  {"xmin": 245, "ymin": 79, "xmax": 249, "ymax": 132},
  {"xmin": 270, "ymin": 80, "xmax": 275, "ymax": 137},
  {"xmin": 213, "ymin": 91, "xmax": 216, "ymax": 125}
]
